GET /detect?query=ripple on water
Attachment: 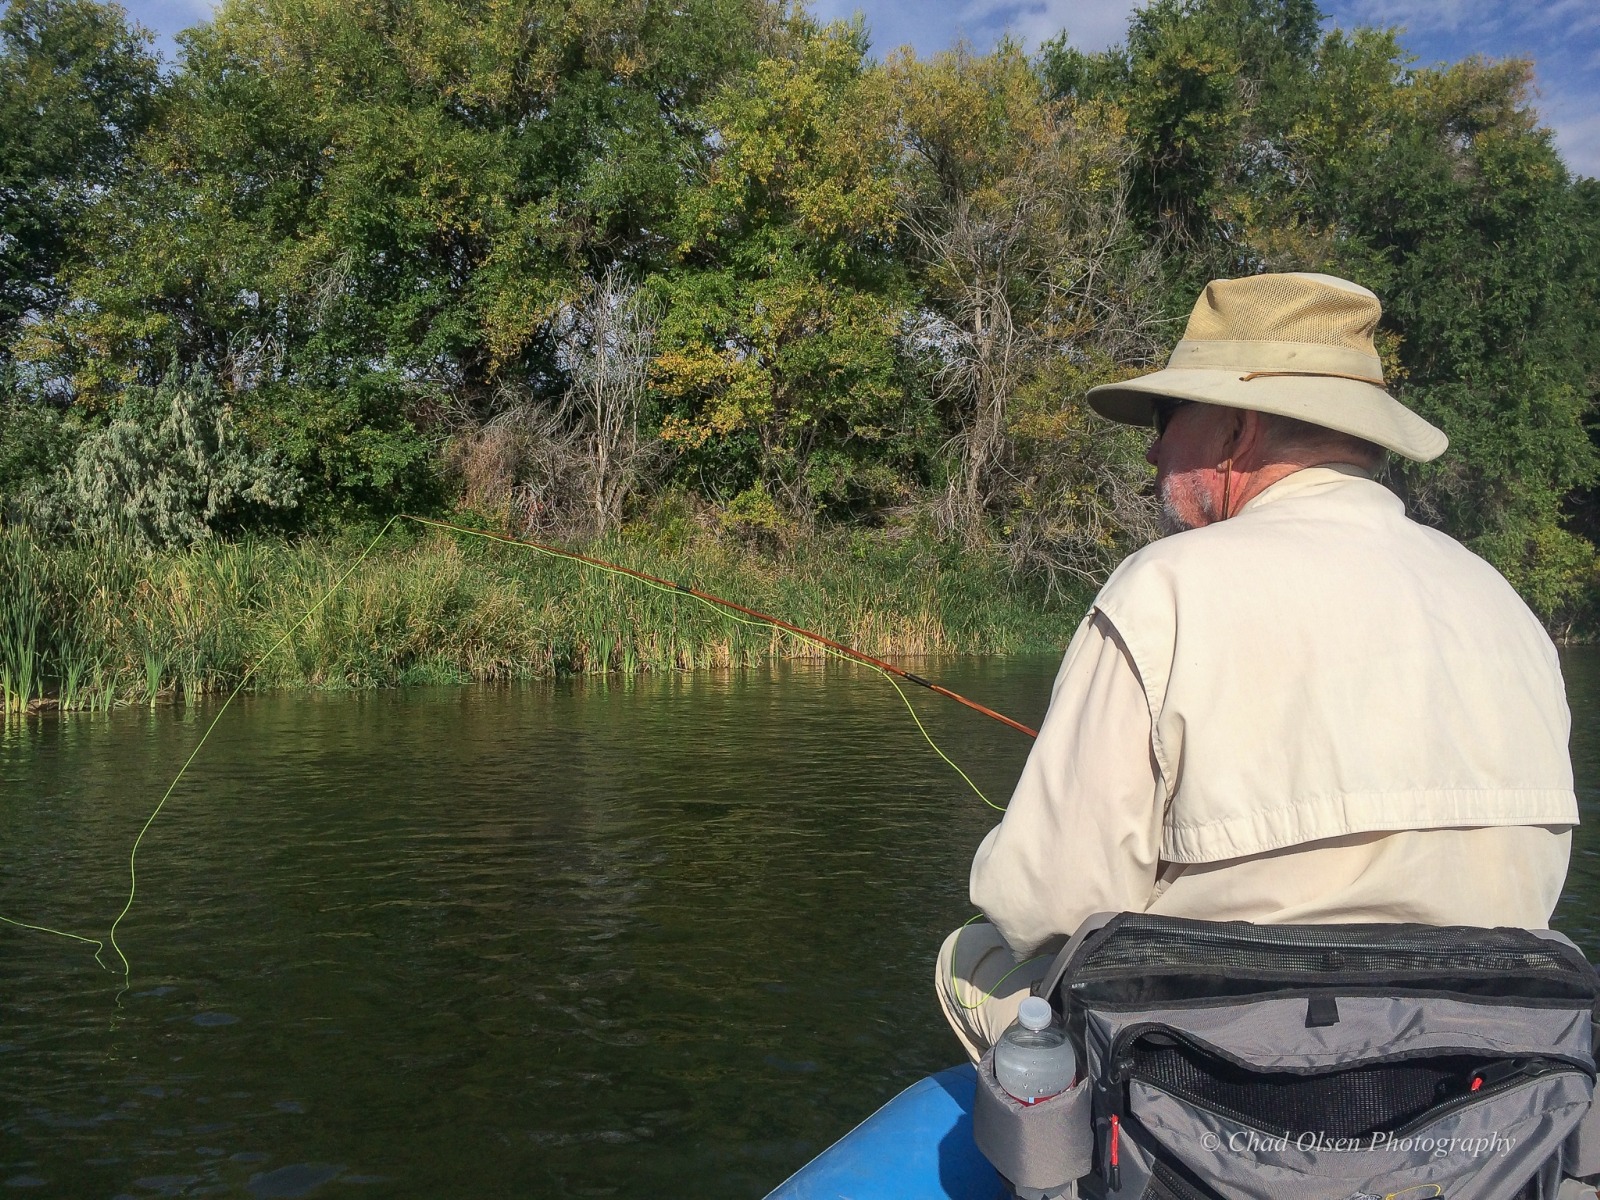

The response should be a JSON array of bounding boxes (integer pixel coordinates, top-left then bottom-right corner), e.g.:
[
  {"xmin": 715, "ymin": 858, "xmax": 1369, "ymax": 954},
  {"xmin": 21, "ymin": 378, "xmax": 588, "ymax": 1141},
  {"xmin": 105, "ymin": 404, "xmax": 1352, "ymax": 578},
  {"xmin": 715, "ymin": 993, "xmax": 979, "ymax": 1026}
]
[
  {"xmin": 130, "ymin": 1176, "xmax": 200, "ymax": 1196},
  {"xmin": 245, "ymin": 1163, "xmax": 342, "ymax": 1198}
]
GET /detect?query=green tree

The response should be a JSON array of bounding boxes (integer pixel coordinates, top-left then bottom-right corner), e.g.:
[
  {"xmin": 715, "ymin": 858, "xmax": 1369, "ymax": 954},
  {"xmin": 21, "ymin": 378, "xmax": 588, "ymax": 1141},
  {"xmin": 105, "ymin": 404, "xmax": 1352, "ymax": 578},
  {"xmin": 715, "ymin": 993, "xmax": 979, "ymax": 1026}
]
[
  {"xmin": 1042, "ymin": 1, "xmax": 1600, "ymax": 619},
  {"xmin": 1339, "ymin": 59, "xmax": 1600, "ymax": 620},
  {"xmin": 0, "ymin": 0, "xmax": 158, "ymax": 357},
  {"xmin": 886, "ymin": 42, "xmax": 1160, "ymax": 552},
  {"xmin": 651, "ymin": 17, "xmax": 919, "ymax": 525},
  {"xmin": 1041, "ymin": 0, "xmax": 1322, "ymax": 263},
  {"xmin": 26, "ymin": 0, "xmax": 772, "ymax": 522}
]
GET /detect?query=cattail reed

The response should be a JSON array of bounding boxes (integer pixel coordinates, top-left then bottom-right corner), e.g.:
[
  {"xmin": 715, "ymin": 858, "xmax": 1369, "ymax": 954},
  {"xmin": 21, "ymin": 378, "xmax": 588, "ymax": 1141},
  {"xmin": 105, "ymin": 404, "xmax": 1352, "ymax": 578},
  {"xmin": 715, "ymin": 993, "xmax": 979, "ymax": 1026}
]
[{"xmin": 0, "ymin": 526, "xmax": 1077, "ymax": 713}]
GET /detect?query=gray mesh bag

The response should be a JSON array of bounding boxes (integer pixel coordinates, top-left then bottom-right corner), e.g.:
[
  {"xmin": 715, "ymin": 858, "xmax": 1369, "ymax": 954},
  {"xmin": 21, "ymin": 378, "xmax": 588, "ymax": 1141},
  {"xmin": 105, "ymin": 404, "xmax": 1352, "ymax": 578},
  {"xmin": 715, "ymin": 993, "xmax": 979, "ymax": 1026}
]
[{"xmin": 973, "ymin": 915, "xmax": 1600, "ymax": 1200}]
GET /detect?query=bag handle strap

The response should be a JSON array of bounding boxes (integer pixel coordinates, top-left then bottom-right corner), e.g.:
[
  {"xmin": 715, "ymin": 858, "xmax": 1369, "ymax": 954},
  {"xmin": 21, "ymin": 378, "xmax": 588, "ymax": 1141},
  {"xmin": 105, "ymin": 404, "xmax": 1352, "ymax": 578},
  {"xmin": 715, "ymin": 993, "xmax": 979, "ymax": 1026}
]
[{"xmin": 1033, "ymin": 911, "xmax": 1120, "ymax": 1005}]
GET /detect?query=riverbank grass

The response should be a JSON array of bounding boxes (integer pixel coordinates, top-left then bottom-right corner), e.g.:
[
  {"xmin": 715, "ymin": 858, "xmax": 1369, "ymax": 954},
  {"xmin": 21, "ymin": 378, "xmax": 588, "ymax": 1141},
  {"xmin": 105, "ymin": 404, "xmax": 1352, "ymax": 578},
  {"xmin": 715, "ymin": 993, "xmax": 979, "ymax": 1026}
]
[{"xmin": 0, "ymin": 522, "xmax": 1081, "ymax": 712}]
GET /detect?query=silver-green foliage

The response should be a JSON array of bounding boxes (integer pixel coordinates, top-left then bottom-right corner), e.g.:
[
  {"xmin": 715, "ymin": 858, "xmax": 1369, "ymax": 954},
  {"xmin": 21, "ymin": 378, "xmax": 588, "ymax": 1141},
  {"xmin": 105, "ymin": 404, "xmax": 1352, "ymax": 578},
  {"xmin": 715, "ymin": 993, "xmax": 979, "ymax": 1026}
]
[{"xmin": 37, "ymin": 373, "xmax": 303, "ymax": 551}]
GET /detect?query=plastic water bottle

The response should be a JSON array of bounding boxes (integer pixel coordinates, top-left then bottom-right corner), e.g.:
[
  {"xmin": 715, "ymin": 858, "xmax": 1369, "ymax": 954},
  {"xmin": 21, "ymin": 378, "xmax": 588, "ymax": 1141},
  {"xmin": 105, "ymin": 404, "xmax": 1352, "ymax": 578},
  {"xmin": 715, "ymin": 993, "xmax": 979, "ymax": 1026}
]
[{"xmin": 995, "ymin": 996, "xmax": 1077, "ymax": 1105}]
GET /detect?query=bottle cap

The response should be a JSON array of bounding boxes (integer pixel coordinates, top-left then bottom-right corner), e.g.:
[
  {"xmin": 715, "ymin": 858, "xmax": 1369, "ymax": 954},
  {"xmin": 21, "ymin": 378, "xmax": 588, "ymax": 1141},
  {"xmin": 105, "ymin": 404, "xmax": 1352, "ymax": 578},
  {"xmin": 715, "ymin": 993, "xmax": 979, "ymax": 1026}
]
[{"xmin": 1017, "ymin": 996, "xmax": 1053, "ymax": 1032}]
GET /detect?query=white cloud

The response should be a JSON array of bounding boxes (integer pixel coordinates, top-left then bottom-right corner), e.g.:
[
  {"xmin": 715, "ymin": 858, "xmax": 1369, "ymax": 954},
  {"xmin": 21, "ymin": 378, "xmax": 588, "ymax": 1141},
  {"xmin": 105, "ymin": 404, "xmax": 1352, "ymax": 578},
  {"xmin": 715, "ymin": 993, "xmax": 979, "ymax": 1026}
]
[
  {"xmin": 126, "ymin": 0, "xmax": 217, "ymax": 34},
  {"xmin": 1334, "ymin": 0, "xmax": 1595, "ymax": 55},
  {"xmin": 806, "ymin": 0, "xmax": 1136, "ymax": 56},
  {"xmin": 1552, "ymin": 112, "xmax": 1600, "ymax": 178},
  {"xmin": 952, "ymin": 0, "xmax": 1137, "ymax": 52},
  {"xmin": 1338, "ymin": 0, "xmax": 1489, "ymax": 36},
  {"xmin": 1527, "ymin": 0, "xmax": 1600, "ymax": 36},
  {"xmin": 1540, "ymin": 78, "xmax": 1600, "ymax": 178}
]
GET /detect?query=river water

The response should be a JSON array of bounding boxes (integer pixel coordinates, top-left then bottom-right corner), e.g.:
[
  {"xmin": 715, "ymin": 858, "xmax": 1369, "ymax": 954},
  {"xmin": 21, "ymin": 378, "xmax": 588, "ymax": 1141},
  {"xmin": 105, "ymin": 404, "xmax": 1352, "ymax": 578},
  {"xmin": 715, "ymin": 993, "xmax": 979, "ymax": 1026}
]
[{"xmin": 3, "ymin": 651, "xmax": 1599, "ymax": 1198}]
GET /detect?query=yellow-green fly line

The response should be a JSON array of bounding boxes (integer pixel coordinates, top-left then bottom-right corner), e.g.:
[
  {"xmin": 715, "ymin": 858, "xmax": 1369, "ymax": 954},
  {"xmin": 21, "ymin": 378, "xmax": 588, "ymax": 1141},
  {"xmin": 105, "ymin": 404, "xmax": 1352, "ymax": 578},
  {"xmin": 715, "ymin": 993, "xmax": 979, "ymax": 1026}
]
[{"xmin": 1, "ymin": 515, "xmax": 1030, "ymax": 981}]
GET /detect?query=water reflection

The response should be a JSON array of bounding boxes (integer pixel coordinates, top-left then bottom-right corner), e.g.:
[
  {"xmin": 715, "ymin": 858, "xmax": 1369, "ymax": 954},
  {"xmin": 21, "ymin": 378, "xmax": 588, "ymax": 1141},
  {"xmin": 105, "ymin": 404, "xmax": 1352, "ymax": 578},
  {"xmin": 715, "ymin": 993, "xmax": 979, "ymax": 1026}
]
[{"xmin": 1, "ymin": 660, "xmax": 1044, "ymax": 1197}]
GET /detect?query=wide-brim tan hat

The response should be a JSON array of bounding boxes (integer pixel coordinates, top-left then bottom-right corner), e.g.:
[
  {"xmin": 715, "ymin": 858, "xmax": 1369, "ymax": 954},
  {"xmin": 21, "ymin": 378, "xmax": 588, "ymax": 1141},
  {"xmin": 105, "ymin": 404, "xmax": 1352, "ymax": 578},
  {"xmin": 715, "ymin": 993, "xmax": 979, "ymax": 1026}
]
[{"xmin": 1086, "ymin": 272, "xmax": 1447, "ymax": 462}]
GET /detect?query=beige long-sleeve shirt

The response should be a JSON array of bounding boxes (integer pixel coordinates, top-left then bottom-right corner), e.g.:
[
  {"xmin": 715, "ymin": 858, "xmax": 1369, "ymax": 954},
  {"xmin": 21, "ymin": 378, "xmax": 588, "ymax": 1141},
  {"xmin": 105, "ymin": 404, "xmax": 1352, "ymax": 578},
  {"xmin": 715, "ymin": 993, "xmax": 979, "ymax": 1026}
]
[{"xmin": 971, "ymin": 467, "xmax": 1575, "ymax": 959}]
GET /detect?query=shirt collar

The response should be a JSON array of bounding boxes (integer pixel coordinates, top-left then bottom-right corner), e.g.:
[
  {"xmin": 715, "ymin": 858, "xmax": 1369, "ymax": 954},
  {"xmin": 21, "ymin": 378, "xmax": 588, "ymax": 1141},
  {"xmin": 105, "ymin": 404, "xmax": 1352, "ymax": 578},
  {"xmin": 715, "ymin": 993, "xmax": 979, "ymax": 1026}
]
[{"xmin": 1237, "ymin": 463, "xmax": 1385, "ymax": 515}]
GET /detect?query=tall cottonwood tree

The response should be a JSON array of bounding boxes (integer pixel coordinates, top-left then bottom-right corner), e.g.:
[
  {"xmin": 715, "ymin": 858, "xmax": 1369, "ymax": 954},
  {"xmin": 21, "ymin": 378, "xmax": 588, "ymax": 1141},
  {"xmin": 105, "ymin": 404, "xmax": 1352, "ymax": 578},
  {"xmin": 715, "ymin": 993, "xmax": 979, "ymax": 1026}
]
[
  {"xmin": 0, "ymin": 0, "xmax": 157, "ymax": 359},
  {"xmin": 650, "ymin": 16, "xmax": 917, "ymax": 526},
  {"xmin": 886, "ymin": 44, "xmax": 1157, "ymax": 547}
]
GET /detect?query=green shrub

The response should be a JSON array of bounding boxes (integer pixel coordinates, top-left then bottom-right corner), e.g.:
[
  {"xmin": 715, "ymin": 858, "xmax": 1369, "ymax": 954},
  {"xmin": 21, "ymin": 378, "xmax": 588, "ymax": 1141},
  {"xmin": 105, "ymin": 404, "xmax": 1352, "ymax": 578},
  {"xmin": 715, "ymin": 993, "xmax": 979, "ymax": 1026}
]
[{"xmin": 29, "ymin": 370, "xmax": 302, "ymax": 550}]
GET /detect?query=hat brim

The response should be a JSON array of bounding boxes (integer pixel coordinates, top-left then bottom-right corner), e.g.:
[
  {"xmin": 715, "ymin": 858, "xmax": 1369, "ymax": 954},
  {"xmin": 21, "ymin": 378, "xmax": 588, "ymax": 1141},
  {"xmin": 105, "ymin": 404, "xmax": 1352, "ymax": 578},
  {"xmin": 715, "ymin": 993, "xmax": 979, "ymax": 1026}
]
[{"xmin": 1086, "ymin": 369, "xmax": 1447, "ymax": 463}]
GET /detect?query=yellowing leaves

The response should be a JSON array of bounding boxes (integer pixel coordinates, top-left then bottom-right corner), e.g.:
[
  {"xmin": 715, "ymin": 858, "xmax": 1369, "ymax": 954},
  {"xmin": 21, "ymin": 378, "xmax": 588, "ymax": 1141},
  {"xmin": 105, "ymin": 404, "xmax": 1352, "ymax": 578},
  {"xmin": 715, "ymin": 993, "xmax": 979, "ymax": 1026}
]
[
  {"xmin": 650, "ymin": 344, "xmax": 773, "ymax": 443},
  {"xmin": 685, "ymin": 18, "xmax": 900, "ymax": 262}
]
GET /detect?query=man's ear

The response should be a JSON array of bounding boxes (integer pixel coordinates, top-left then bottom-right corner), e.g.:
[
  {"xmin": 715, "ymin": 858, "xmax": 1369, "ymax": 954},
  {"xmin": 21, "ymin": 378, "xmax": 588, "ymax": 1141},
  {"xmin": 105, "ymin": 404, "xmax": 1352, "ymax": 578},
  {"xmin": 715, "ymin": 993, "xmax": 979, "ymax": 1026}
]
[
  {"xmin": 1222, "ymin": 408, "xmax": 1250, "ymax": 462},
  {"xmin": 1226, "ymin": 408, "xmax": 1264, "ymax": 463}
]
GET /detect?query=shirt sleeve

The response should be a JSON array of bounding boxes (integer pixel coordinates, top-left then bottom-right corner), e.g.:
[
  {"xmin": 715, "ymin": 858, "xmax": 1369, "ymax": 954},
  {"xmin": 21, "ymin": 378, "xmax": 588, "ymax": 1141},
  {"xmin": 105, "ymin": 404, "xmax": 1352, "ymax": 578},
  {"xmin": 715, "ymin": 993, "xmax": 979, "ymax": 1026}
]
[{"xmin": 969, "ymin": 609, "xmax": 1165, "ymax": 959}]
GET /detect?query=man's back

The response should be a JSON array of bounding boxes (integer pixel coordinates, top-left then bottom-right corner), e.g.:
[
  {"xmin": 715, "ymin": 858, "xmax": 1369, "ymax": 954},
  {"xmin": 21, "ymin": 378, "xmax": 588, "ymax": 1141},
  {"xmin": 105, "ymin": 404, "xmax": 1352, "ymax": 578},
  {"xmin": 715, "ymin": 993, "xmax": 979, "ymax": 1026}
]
[
  {"xmin": 964, "ymin": 466, "xmax": 1575, "ymax": 967},
  {"xmin": 1095, "ymin": 464, "xmax": 1574, "ymax": 865}
]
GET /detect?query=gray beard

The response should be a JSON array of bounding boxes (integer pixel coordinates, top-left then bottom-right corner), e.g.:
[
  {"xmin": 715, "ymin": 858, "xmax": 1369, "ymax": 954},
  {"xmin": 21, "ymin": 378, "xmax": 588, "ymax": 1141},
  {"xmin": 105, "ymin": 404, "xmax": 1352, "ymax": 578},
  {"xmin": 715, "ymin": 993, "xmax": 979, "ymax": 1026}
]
[{"xmin": 1157, "ymin": 475, "xmax": 1215, "ymax": 537}]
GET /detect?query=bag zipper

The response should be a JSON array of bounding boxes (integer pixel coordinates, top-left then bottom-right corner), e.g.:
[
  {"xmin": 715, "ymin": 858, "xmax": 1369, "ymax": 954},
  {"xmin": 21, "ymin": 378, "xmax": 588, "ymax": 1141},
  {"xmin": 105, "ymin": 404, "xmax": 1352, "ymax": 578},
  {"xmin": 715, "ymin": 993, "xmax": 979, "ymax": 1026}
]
[
  {"xmin": 1391, "ymin": 1060, "xmax": 1576, "ymax": 1137},
  {"xmin": 1102, "ymin": 1022, "xmax": 1582, "ymax": 1146},
  {"xmin": 1093, "ymin": 1038, "xmax": 1138, "ymax": 1190}
]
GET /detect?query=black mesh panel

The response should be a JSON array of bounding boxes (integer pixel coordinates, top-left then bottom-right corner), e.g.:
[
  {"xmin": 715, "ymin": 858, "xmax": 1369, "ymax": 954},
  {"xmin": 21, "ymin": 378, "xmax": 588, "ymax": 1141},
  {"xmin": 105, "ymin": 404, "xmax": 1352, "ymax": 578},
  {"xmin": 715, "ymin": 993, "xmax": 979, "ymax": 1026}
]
[
  {"xmin": 1132, "ymin": 1037, "xmax": 1481, "ymax": 1139},
  {"xmin": 1069, "ymin": 916, "xmax": 1597, "ymax": 1006}
]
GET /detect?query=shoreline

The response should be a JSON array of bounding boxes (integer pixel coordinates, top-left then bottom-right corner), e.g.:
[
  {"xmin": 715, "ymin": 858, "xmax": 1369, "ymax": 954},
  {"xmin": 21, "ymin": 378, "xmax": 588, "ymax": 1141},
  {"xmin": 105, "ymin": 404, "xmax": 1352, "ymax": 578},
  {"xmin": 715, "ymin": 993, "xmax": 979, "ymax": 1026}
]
[{"xmin": 0, "ymin": 524, "xmax": 1083, "ymax": 714}]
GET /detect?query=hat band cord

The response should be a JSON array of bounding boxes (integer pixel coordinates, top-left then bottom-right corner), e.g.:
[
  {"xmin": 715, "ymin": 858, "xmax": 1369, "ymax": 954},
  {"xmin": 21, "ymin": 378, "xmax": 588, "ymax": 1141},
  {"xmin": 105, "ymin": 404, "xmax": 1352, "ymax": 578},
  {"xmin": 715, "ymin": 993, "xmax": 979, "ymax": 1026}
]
[{"xmin": 1239, "ymin": 369, "xmax": 1385, "ymax": 386}]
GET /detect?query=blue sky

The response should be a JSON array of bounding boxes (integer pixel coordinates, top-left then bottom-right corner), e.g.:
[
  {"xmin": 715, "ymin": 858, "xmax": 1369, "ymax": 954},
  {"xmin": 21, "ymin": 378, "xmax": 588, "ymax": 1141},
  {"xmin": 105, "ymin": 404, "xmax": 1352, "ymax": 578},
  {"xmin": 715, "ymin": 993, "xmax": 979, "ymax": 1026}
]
[{"xmin": 124, "ymin": 0, "xmax": 1599, "ymax": 176}]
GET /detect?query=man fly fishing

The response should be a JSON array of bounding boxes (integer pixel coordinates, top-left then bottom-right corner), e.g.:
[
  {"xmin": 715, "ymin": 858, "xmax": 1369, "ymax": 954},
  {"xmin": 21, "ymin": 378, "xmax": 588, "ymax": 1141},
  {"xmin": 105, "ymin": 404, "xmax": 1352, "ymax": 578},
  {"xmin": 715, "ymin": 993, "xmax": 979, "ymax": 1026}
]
[{"xmin": 937, "ymin": 272, "xmax": 1578, "ymax": 1059}]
